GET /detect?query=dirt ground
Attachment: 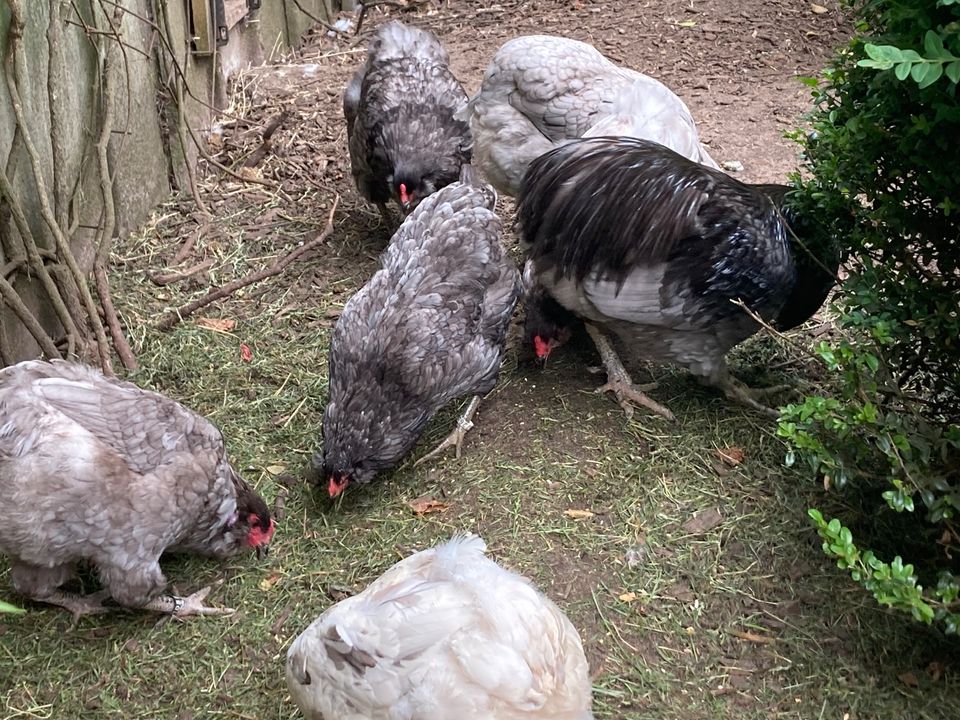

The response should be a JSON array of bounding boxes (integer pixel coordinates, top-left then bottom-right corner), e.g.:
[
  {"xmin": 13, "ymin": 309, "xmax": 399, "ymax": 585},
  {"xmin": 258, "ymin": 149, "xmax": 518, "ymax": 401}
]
[{"xmin": 2, "ymin": 1, "xmax": 960, "ymax": 719}]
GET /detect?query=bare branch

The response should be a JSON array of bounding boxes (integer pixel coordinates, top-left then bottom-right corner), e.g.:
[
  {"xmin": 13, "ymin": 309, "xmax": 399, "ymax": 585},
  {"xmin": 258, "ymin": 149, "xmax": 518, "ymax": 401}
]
[{"xmin": 158, "ymin": 197, "xmax": 339, "ymax": 330}]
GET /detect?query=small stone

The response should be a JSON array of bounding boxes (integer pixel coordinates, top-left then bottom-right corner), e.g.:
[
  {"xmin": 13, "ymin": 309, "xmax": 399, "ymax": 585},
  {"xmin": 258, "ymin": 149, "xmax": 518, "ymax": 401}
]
[{"xmin": 722, "ymin": 160, "xmax": 745, "ymax": 172}]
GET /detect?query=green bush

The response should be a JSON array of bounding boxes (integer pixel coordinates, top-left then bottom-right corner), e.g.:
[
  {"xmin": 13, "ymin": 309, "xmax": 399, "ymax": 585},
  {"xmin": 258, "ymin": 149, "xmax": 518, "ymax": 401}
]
[{"xmin": 779, "ymin": 0, "xmax": 960, "ymax": 634}]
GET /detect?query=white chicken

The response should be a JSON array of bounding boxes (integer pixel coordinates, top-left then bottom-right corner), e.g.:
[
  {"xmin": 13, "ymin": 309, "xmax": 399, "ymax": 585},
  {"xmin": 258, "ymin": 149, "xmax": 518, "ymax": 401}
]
[
  {"xmin": 462, "ymin": 34, "xmax": 717, "ymax": 196},
  {"xmin": 285, "ymin": 535, "xmax": 594, "ymax": 720}
]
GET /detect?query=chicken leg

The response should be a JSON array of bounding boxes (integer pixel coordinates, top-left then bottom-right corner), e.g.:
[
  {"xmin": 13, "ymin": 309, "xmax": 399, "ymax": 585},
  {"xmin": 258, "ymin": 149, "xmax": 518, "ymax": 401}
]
[
  {"xmin": 415, "ymin": 395, "xmax": 483, "ymax": 466},
  {"xmin": 32, "ymin": 589, "xmax": 112, "ymax": 619},
  {"xmin": 139, "ymin": 586, "xmax": 235, "ymax": 617},
  {"xmin": 585, "ymin": 324, "xmax": 676, "ymax": 421},
  {"xmin": 716, "ymin": 376, "xmax": 785, "ymax": 419},
  {"xmin": 376, "ymin": 202, "xmax": 396, "ymax": 228}
]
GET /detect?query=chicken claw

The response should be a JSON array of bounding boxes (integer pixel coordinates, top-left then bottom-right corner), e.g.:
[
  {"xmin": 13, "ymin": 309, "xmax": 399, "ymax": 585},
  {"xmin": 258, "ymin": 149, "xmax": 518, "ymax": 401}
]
[
  {"xmin": 142, "ymin": 586, "xmax": 236, "ymax": 618},
  {"xmin": 719, "ymin": 377, "xmax": 784, "ymax": 418},
  {"xmin": 40, "ymin": 589, "xmax": 112, "ymax": 620},
  {"xmin": 415, "ymin": 395, "xmax": 482, "ymax": 466},
  {"xmin": 585, "ymin": 325, "xmax": 676, "ymax": 421}
]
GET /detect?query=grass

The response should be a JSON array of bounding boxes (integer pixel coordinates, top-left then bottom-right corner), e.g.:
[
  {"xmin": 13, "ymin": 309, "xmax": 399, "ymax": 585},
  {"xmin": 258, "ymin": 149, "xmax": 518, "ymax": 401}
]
[{"xmin": 0, "ymin": 200, "xmax": 957, "ymax": 719}]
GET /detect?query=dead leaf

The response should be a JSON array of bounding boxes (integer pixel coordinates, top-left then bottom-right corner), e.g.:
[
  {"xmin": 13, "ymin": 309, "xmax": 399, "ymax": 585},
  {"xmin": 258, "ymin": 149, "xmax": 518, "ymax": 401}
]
[
  {"xmin": 582, "ymin": 465, "xmax": 599, "ymax": 478},
  {"xmin": 563, "ymin": 509, "xmax": 595, "ymax": 519},
  {"xmin": 265, "ymin": 465, "xmax": 286, "ymax": 476},
  {"xmin": 682, "ymin": 507, "xmax": 723, "ymax": 535},
  {"xmin": 927, "ymin": 661, "xmax": 944, "ymax": 682},
  {"xmin": 259, "ymin": 572, "xmax": 283, "ymax": 591},
  {"xmin": 240, "ymin": 343, "xmax": 253, "ymax": 362},
  {"xmin": 715, "ymin": 446, "xmax": 744, "ymax": 466},
  {"xmin": 408, "ymin": 496, "xmax": 450, "ymax": 515},
  {"xmin": 810, "ymin": 3, "xmax": 828, "ymax": 13},
  {"xmin": 898, "ymin": 671, "xmax": 920, "ymax": 688},
  {"xmin": 618, "ymin": 591, "xmax": 637, "ymax": 603}
]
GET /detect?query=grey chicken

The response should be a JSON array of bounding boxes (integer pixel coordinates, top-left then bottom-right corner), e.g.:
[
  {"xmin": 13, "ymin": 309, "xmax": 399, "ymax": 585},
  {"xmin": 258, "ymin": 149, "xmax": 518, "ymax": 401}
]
[
  {"xmin": 517, "ymin": 137, "xmax": 838, "ymax": 419},
  {"xmin": 318, "ymin": 166, "xmax": 521, "ymax": 498},
  {"xmin": 0, "ymin": 360, "xmax": 274, "ymax": 617},
  {"xmin": 462, "ymin": 34, "xmax": 717, "ymax": 197},
  {"xmin": 344, "ymin": 21, "xmax": 471, "ymax": 222}
]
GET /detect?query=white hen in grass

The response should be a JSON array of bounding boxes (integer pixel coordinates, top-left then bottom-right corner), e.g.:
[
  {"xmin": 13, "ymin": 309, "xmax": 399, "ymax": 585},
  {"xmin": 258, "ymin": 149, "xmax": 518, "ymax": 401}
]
[{"xmin": 286, "ymin": 535, "xmax": 594, "ymax": 720}]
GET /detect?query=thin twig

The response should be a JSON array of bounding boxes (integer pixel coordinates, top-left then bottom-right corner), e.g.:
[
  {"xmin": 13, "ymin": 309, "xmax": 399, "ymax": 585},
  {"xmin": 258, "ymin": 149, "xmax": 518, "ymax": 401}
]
[
  {"xmin": 150, "ymin": 258, "xmax": 215, "ymax": 286},
  {"xmin": 158, "ymin": 197, "xmax": 339, "ymax": 330}
]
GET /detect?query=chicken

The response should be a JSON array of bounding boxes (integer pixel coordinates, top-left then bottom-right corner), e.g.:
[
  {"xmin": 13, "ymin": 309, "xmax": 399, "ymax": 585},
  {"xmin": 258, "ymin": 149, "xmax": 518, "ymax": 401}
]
[
  {"xmin": 462, "ymin": 34, "xmax": 717, "ymax": 197},
  {"xmin": 517, "ymin": 137, "xmax": 838, "ymax": 418},
  {"xmin": 0, "ymin": 360, "xmax": 275, "ymax": 617},
  {"xmin": 317, "ymin": 166, "xmax": 521, "ymax": 498},
  {"xmin": 286, "ymin": 534, "xmax": 594, "ymax": 720},
  {"xmin": 344, "ymin": 21, "xmax": 471, "ymax": 222}
]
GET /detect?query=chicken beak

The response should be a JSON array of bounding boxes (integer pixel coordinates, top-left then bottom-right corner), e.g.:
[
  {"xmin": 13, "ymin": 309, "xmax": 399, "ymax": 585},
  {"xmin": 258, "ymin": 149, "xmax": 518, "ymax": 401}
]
[{"xmin": 328, "ymin": 474, "xmax": 349, "ymax": 498}]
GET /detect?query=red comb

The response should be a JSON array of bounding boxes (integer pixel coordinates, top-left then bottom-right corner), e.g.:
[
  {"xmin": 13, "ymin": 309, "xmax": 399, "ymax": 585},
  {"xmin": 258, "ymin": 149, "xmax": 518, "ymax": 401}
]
[{"xmin": 534, "ymin": 335, "xmax": 551, "ymax": 358}]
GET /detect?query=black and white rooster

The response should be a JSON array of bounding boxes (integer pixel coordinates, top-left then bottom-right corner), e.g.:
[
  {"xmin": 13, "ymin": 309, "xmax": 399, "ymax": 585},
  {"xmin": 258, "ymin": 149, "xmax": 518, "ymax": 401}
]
[
  {"xmin": 317, "ymin": 166, "xmax": 521, "ymax": 498},
  {"xmin": 344, "ymin": 21, "xmax": 471, "ymax": 223},
  {"xmin": 517, "ymin": 137, "xmax": 838, "ymax": 419}
]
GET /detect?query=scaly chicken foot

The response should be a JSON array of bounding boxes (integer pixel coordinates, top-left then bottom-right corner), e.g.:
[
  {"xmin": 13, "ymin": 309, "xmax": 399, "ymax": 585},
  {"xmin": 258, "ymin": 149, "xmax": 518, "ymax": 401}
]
[
  {"xmin": 585, "ymin": 325, "xmax": 676, "ymax": 422},
  {"xmin": 718, "ymin": 377, "xmax": 783, "ymax": 419},
  {"xmin": 140, "ymin": 586, "xmax": 235, "ymax": 618},
  {"xmin": 36, "ymin": 589, "xmax": 112, "ymax": 620},
  {"xmin": 414, "ymin": 395, "xmax": 482, "ymax": 466}
]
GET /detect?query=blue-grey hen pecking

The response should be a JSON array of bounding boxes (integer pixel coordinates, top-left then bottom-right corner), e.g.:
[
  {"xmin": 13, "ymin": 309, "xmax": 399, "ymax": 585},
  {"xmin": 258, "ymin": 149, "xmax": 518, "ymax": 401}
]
[
  {"xmin": 318, "ymin": 166, "xmax": 521, "ymax": 498},
  {"xmin": 344, "ymin": 21, "xmax": 471, "ymax": 222},
  {"xmin": 517, "ymin": 137, "xmax": 838, "ymax": 419},
  {"xmin": 0, "ymin": 360, "xmax": 274, "ymax": 617}
]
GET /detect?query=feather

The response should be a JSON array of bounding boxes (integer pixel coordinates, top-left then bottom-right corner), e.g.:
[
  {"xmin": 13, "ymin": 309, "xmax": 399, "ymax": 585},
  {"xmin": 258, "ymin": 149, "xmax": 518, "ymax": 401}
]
[
  {"xmin": 517, "ymin": 137, "xmax": 838, "ymax": 382},
  {"xmin": 319, "ymin": 175, "xmax": 521, "ymax": 488},
  {"xmin": 0, "ymin": 360, "xmax": 271, "ymax": 610},
  {"xmin": 464, "ymin": 35, "xmax": 716, "ymax": 196},
  {"xmin": 286, "ymin": 535, "xmax": 594, "ymax": 719},
  {"xmin": 345, "ymin": 21, "xmax": 471, "ymax": 212}
]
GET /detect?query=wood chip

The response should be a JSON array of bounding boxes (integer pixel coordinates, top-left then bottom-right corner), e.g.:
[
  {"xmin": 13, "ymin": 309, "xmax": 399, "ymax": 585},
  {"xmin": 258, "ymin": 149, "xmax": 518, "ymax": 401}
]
[
  {"xmin": 729, "ymin": 628, "xmax": 776, "ymax": 644},
  {"xmin": 682, "ymin": 507, "xmax": 723, "ymax": 534},
  {"xmin": 563, "ymin": 509, "xmax": 595, "ymax": 519},
  {"xmin": 810, "ymin": 3, "xmax": 828, "ymax": 13}
]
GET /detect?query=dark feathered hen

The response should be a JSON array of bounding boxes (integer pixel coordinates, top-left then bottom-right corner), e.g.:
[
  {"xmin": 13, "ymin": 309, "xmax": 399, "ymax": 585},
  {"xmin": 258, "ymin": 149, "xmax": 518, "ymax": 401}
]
[
  {"xmin": 344, "ymin": 21, "xmax": 471, "ymax": 221},
  {"xmin": 517, "ymin": 137, "xmax": 838, "ymax": 417},
  {"xmin": 318, "ymin": 167, "xmax": 521, "ymax": 497},
  {"xmin": 0, "ymin": 360, "xmax": 274, "ymax": 617}
]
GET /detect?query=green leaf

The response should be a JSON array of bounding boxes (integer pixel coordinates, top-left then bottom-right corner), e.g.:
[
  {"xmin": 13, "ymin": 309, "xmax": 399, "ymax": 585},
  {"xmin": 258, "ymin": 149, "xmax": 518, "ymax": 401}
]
[
  {"xmin": 918, "ymin": 63, "xmax": 944, "ymax": 89},
  {"xmin": 945, "ymin": 60, "xmax": 960, "ymax": 84},
  {"xmin": 923, "ymin": 31, "xmax": 952, "ymax": 59},
  {"xmin": 863, "ymin": 44, "xmax": 904, "ymax": 64},
  {"xmin": 0, "ymin": 600, "xmax": 25, "ymax": 615},
  {"xmin": 894, "ymin": 61, "xmax": 913, "ymax": 80}
]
